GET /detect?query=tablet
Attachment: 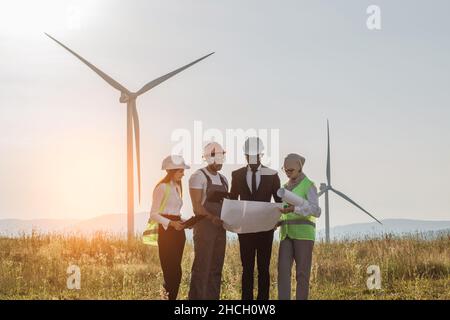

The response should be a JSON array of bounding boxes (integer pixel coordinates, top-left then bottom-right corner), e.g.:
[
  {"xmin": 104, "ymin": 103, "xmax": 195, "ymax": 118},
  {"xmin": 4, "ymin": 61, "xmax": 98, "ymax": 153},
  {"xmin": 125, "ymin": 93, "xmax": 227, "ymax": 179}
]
[{"xmin": 181, "ymin": 215, "xmax": 205, "ymax": 228}]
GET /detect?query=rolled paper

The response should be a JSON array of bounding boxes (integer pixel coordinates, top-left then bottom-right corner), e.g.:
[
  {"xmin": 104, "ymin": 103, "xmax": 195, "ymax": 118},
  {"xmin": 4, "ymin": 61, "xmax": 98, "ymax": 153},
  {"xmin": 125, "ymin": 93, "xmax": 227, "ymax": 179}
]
[{"xmin": 277, "ymin": 188, "xmax": 307, "ymax": 207}]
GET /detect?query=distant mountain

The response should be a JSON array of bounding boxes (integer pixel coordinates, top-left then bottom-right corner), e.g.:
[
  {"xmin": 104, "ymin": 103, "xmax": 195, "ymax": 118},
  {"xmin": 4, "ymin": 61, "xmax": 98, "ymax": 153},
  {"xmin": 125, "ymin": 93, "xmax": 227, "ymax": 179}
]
[
  {"xmin": 0, "ymin": 213, "xmax": 149, "ymax": 237},
  {"xmin": 63, "ymin": 212, "xmax": 150, "ymax": 235},
  {"xmin": 0, "ymin": 218, "xmax": 81, "ymax": 236},
  {"xmin": 317, "ymin": 219, "xmax": 450, "ymax": 241},
  {"xmin": 0, "ymin": 215, "xmax": 449, "ymax": 241}
]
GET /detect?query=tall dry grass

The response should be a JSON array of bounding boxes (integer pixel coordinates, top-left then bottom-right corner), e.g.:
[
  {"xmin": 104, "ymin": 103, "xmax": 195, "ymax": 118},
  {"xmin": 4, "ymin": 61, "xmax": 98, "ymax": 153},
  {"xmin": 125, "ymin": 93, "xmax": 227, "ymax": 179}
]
[{"xmin": 0, "ymin": 232, "xmax": 448, "ymax": 299}]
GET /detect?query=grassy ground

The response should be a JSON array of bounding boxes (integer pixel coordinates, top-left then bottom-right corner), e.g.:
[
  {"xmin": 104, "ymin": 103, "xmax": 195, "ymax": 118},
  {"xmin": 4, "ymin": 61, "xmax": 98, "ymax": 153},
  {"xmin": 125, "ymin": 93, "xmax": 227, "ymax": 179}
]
[{"xmin": 0, "ymin": 233, "xmax": 448, "ymax": 300}]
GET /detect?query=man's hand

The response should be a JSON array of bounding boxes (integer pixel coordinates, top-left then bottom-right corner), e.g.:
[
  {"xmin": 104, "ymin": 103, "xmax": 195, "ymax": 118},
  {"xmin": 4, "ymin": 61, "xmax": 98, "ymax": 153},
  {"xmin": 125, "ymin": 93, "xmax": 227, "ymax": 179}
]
[{"xmin": 279, "ymin": 204, "xmax": 295, "ymax": 214}]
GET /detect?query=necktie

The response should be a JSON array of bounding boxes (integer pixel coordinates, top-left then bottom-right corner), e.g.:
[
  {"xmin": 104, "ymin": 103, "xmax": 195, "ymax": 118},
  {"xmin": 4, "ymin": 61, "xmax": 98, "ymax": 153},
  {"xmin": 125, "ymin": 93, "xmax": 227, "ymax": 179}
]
[{"xmin": 251, "ymin": 167, "xmax": 257, "ymax": 196}]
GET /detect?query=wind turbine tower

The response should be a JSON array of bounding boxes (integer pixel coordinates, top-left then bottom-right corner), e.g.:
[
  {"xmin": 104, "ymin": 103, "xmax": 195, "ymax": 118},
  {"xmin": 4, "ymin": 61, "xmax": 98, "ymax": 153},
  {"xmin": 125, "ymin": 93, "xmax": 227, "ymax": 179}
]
[{"xmin": 318, "ymin": 120, "xmax": 382, "ymax": 243}]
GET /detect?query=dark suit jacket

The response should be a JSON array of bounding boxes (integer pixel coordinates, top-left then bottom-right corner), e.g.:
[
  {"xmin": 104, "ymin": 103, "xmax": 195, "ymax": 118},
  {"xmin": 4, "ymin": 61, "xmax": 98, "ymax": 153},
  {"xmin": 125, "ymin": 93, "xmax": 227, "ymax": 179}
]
[{"xmin": 230, "ymin": 165, "xmax": 282, "ymax": 203}]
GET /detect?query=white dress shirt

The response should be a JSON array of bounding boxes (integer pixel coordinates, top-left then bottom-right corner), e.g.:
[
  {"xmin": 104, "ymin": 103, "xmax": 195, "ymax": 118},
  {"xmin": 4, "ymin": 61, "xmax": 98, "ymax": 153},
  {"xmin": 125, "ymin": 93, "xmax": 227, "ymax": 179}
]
[
  {"xmin": 246, "ymin": 165, "xmax": 262, "ymax": 193},
  {"xmin": 150, "ymin": 181, "xmax": 183, "ymax": 230}
]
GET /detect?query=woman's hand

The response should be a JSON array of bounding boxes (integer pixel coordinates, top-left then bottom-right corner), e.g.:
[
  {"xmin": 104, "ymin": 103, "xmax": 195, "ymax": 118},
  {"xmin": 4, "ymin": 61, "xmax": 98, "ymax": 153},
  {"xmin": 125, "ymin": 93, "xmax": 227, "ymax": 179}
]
[
  {"xmin": 279, "ymin": 204, "xmax": 295, "ymax": 214},
  {"xmin": 169, "ymin": 221, "xmax": 185, "ymax": 231}
]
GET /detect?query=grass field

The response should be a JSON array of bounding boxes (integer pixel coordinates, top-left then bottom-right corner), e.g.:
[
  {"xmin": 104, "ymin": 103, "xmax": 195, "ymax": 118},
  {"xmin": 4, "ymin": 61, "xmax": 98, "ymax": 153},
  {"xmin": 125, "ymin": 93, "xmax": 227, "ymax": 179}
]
[{"xmin": 0, "ymin": 233, "xmax": 448, "ymax": 300}]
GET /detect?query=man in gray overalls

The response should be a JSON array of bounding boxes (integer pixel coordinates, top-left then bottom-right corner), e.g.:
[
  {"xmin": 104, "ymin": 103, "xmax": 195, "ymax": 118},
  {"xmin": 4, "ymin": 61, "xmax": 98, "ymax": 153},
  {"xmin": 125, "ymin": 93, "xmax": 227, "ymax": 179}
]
[{"xmin": 188, "ymin": 142, "xmax": 229, "ymax": 300}]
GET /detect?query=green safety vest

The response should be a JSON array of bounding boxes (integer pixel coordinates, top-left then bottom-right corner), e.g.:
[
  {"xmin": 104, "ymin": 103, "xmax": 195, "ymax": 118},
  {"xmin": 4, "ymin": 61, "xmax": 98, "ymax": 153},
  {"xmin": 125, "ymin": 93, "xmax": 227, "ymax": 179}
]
[
  {"xmin": 142, "ymin": 183, "xmax": 172, "ymax": 246},
  {"xmin": 279, "ymin": 176, "xmax": 316, "ymax": 241}
]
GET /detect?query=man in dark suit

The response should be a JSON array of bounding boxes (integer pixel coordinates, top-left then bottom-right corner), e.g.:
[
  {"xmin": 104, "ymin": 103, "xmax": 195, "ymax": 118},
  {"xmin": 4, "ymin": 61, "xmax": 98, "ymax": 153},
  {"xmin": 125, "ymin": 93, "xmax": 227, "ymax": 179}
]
[{"xmin": 230, "ymin": 137, "xmax": 282, "ymax": 300}]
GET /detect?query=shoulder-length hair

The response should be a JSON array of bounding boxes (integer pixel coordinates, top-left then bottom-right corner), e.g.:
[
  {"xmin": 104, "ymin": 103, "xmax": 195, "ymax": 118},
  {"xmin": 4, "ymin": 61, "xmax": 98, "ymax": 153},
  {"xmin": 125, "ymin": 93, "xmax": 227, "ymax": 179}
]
[{"xmin": 156, "ymin": 169, "xmax": 183, "ymax": 196}]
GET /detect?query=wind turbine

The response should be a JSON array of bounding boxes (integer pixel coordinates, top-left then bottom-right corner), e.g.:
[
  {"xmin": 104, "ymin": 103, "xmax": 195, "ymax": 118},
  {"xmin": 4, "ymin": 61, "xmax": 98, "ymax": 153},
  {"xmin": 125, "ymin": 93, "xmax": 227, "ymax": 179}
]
[
  {"xmin": 318, "ymin": 120, "xmax": 382, "ymax": 243},
  {"xmin": 45, "ymin": 33, "xmax": 214, "ymax": 240}
]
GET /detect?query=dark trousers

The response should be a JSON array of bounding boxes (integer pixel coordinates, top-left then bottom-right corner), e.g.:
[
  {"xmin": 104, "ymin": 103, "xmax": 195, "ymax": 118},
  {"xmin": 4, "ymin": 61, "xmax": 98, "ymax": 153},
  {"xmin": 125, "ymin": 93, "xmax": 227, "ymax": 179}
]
[
  {"xmin": 158, "ymin": 224, "xmax": 186, "ymax": 300},
  {"xmin": 189, "ymin": 221, "xmax": 226, "ymax": 300},
  {"xmin": 238, "ymin": 229, "xmax": 274, "ymax": 300}
]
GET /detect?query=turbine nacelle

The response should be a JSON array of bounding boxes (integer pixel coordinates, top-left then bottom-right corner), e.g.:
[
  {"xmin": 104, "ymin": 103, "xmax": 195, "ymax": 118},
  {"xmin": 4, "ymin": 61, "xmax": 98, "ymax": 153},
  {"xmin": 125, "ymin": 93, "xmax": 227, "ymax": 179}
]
[
  {"xmin": 119, "ymin": 92, "xmax": 137, "ymax": 103},
  {"xmin": 318, "ymin": 183, "xmax": 331, "ymax": 197}
]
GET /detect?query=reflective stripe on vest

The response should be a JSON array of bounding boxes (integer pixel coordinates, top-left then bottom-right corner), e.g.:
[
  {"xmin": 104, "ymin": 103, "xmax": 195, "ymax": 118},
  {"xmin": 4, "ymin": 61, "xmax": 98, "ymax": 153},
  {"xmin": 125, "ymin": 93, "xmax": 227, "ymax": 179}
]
[
  {"xmin": 279, "ymin": 219, "xmax": 316, "ymax": 228},
  {"xmin": 143, "ymin": 183, "xmax": 172, "ymax": 246},
  {"xmin": 279, "ymin": 176, "xmax": 316, "ymax": 241},
  {"xmin": 159, "ymin": 183, "xmax": 172, "ymax": 212},
  {"xmin": 143, "ymin": 229, "xmax": 158, "ymax": 235}
]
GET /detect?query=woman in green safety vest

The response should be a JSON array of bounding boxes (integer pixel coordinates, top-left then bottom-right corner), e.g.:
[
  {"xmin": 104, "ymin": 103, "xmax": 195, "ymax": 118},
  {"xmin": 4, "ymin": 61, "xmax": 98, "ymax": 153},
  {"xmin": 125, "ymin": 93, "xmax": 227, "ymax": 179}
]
[
  {"xmin": 277, "ymin": 153, "xmax": 321, "ymax": 300},
  {"xmin": 149, "ymin": 155, "xmax": 190, "ymax": 300}
]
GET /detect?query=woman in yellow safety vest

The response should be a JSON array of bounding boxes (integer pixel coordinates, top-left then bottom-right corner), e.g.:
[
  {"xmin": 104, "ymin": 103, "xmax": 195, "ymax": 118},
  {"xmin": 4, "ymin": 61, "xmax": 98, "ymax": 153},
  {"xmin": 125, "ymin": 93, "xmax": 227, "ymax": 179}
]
[
  {"xmin": 277, "ymin": 153, "xmax": 321, "ymax": 300},
  {"xmin": 149, "ymin": 155, "xmax": 190, "ymax": 300}
]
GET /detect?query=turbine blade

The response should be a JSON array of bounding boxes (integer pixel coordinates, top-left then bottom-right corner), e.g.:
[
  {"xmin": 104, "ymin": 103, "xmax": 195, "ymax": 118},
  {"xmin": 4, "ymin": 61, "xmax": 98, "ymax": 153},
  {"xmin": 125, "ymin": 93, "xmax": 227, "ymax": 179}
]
[
  {"xmin": 326, "ymin": 119, "xmax": 331, "ymax": 186},
  {"xmin": 136, "ymin": 52, "xmax": 215, "ymax": 96},
  {"xmin": 131, "ymin": 101, "xmax": 141, "ymax": 204},
  {"xmin": 45, "ymin": 33, "xmax": 130, "ymax": 94},
  {"xmin": 330, "ymin": 188, "xmax": 382, "ymax": 225}
]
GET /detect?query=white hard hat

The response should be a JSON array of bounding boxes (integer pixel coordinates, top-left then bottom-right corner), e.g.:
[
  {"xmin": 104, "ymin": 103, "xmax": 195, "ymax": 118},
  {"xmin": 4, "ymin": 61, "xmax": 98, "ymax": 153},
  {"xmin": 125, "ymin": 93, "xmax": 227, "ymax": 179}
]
[
  {"xmin": 161, "ymin": 155, "xmax": 190, "ymax": 170},
  {"xmin": 243, "ymin": 137, "xmax": 264, "ymax": 155},
  {"xmin": 203, "ymin": 142, "xmax": 226, "ymax": 164}
]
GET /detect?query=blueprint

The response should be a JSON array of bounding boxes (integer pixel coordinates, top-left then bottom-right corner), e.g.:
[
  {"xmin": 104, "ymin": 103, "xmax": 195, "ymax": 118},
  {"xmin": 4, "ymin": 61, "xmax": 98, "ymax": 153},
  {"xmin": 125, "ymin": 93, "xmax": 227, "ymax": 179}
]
[{"xmin": 220, "ymin": 199, "xmax": 283, "ymax": 234}]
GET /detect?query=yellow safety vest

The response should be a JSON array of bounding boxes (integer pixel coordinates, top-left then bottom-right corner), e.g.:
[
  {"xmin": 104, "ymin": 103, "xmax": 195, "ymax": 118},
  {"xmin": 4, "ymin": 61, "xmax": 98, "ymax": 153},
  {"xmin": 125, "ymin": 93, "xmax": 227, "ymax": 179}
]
[
  {"xmin": 142, "ymin": 183, "xmax": 171, "ymax": 246},
  {"xmin": 279, "ymin": 177, "xmax": 316, "ymax": 241}
]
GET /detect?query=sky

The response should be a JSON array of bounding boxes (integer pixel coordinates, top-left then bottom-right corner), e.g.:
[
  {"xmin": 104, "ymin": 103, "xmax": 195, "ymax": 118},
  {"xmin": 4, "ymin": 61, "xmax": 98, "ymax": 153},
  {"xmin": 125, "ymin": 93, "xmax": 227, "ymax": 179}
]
[{"xmin": 0, "ymin": 0, "xmax": 449, "ymax": 230}]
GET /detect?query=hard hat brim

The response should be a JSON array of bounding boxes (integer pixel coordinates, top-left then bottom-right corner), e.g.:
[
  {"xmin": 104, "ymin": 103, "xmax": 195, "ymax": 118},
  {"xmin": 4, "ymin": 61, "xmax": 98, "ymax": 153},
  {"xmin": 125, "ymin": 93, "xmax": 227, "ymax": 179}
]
[{"xmin": 162, "ymin": 164, "xmax": 190, "ymax": 170}]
